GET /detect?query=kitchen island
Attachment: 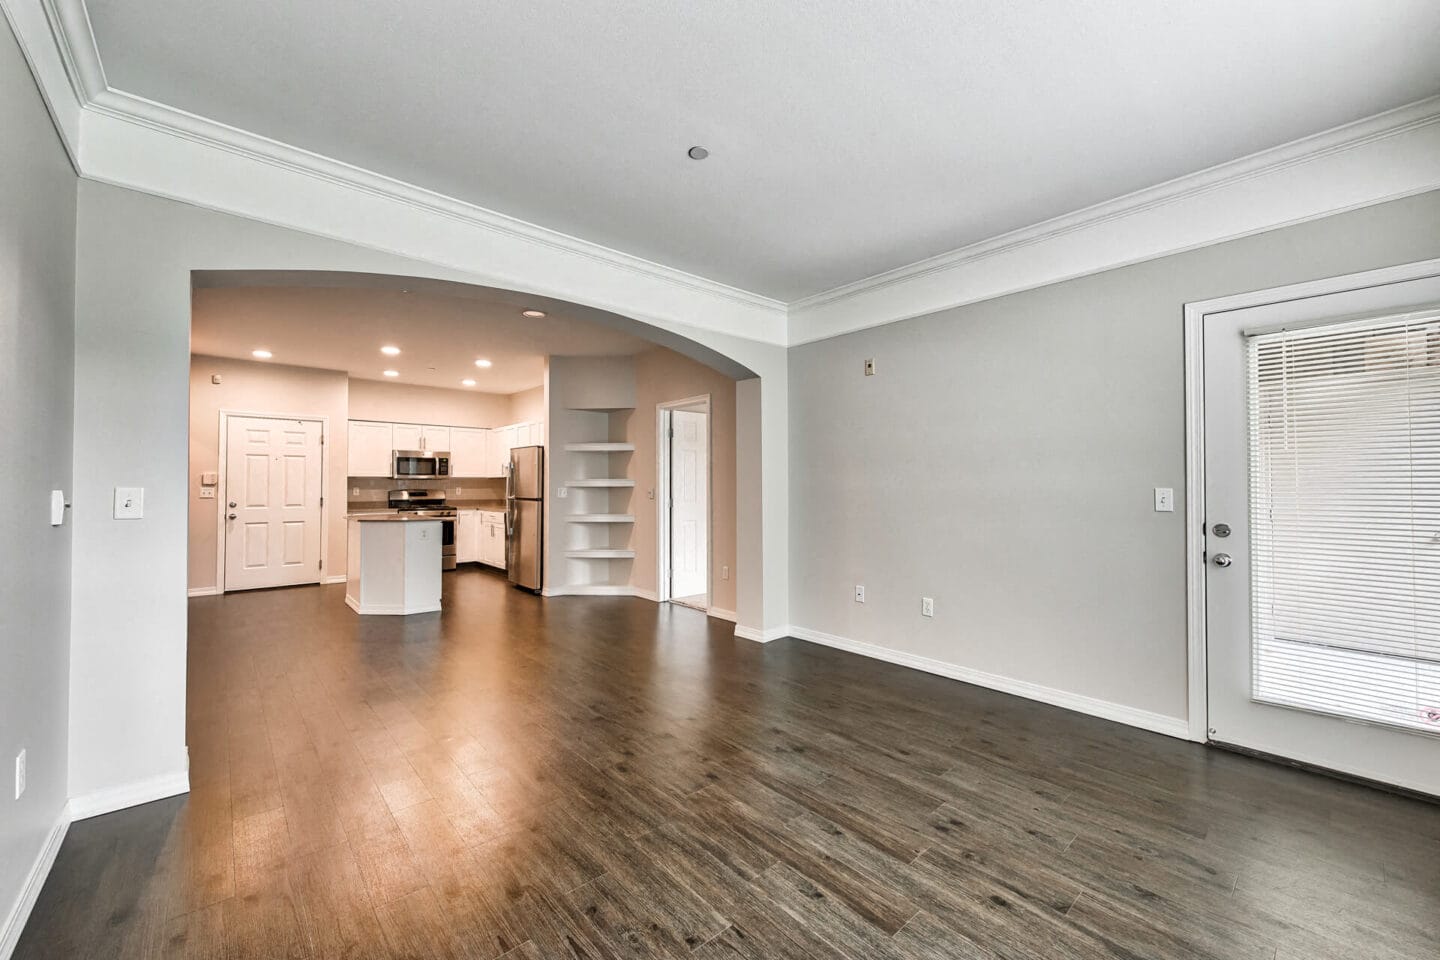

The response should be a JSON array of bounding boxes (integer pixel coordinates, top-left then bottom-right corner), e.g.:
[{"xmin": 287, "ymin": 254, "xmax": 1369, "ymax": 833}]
[{"xmin": 345, "ymin": 514, "xmax": 442, "ymax": 615}]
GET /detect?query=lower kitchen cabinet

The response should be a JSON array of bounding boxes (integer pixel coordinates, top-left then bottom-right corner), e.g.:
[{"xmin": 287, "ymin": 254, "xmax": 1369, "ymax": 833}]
[
  {"xmin": 455, "ymin": 509, "xmax": 506, "ymax": 569},
  {"xmin": 481, "ymin": 512, "xmax": 506, "ymax": 568}
]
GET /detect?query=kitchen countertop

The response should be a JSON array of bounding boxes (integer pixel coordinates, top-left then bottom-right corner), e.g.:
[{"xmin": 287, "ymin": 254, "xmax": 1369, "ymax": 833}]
[
  {"xmin": 345, "ymin": 512, "xmax": 444, "ymax": 522},
  {"xmin": 345, "ymin": 501, "xmax": 507, "ymax": 514}
]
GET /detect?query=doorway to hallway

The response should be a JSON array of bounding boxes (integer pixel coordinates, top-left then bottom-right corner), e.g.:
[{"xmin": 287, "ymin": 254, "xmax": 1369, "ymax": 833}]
[{"xmin": 657, "ymin": 395, "xmax": 710, "ymax": 612}]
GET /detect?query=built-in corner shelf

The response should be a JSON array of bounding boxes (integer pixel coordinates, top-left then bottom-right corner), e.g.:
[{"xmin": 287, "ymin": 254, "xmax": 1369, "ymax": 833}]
[
  {"xmin": 566, "ymin": 548, "xmax": 637, "ymax": 559},
  {"xmin": 564, "ymin": 478, "xmax": 636, "ymax": 488},
  {"xmin": 563, "ymin": 442, "xmax": 636, "ymax": 453},
  {"xmin": 565, "ymin": 514, "xmax": 635, "ymax": 524}
]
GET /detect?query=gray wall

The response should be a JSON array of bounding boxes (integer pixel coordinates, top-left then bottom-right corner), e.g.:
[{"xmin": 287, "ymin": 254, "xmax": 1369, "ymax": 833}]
[
  {"xmin": 0, "ymin": 18, "xmax": 76, "ymax": 945},
  {"xmin": 789, "ymin": 189, "xmax": 1440, "ymax": 725}
]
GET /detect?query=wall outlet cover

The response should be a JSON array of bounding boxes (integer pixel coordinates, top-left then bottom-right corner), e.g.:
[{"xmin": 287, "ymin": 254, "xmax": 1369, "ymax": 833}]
[
  {"xmin": 113, "ymin": 486, "xmax": 144, "ymax": 520},
  {"xmin": 198, "ymin": 487, "xmax": 216, "ymax": 499},
  {"xmin": 854, "ymin": 584, "xmax": 865, "ymax": 603},
  {"xmin": 921, "ymin": 597, "xmax": 934, "ymax": 617},
  {"xmin": 864, "ymin": 358, "xmax": 876, "ymax": 376}
]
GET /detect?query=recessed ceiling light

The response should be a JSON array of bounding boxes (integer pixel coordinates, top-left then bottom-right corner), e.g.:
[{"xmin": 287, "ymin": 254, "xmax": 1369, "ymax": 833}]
[
  {"xmin": 382, "ymin": 369, "xmax": 399, "ymax": 377},
  {"xmin": 251, "ymin": 349, "xmax": 273, "ymax": 359},
  {"xmin": 687, "ymin": 146, "xmax": 709, "ymax": 160},
  {"xmin": 461, "ymin": 378, "xmax": 477, "ymax": 387},
  {"xmin": 521, "ymin": 309, "xmax": 546, "ymax": 319},
  {"xmin": 380, "ymin": 345, "xmax": 401, "ymax": 356},
  {"xmin": 474, "ymin": 358, "xmax": 493, "ymax": 368}
]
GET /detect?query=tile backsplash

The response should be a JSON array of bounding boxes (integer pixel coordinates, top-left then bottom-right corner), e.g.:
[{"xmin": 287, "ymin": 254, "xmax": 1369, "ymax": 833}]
[{"xmin": 347, "ymin": 476, "xmax": 506, "ymax": 505}]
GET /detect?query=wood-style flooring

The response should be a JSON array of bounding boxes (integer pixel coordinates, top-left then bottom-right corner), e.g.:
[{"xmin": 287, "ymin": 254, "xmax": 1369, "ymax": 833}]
[{"xmin": 16, "ymin": 568, "xmax": 1440, "ymax": 958}]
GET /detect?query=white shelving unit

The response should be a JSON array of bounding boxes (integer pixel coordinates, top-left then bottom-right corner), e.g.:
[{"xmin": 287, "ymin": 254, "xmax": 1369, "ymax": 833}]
[
  {"xmin": 563, "ymin": 442, "xmax": 636, "ymax": 453},
  {"xmin": 564, "ymin": 478, "xmax": 636, "ymax": 488},
  {"xmin": 559, "ymin": 420, "xmax": 637, "ymax": 589}
]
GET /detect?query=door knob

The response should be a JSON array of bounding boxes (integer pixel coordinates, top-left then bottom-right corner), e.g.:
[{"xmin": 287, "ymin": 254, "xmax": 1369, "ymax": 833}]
[
  {"xmin": 1212, "ymin": 553, "xmax": 1233, "ymax": 568},
  {"xmin": 227, "ymin": 513, "xmax": 237, "ymax": 520}
]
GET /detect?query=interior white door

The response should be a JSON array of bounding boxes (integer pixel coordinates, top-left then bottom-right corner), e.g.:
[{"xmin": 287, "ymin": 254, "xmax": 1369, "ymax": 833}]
[
  {"xmin": 224, "ymin": 416, "xmax": 324, "ymax": 591},
  {"xmin": 668, "ymin": 409, "xmax": 708, "ymax": 601},
  {"xmin": 1204, "ymin": 272, "xmax": 1440, "ymax": 796}
]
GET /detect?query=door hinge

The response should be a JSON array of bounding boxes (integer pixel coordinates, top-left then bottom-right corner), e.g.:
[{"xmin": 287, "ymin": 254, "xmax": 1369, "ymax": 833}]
[{"xmin": 320, "ymin": 496, "xmax": 324, "ymax": 507}]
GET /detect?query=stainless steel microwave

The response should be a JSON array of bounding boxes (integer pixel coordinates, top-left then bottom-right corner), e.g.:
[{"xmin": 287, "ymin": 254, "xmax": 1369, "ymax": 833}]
[{"xmin": 392, "ymin": 449, "xmax": 450, "ymax": 479}]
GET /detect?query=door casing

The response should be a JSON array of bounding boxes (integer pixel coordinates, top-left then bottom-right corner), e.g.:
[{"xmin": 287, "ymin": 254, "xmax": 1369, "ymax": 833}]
[
  {"xmin": 656, "ymin": 394, "xmax": 711, "ymax": 607},
  {"xmin": 1183, "ymin": 257, "xmax": 1440, "ymax": 744},
  {"xmin": 215, "ymin": 410, "xmax": 330, "ymax": 594}
]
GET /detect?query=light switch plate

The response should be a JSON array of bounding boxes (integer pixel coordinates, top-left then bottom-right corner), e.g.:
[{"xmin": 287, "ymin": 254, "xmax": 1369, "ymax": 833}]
[
  {"xmin": 921, "ymin": 597, "xmax": 934, "ymax": 617},
  {"xmin": 50, "ymin": 490, "xmax": 66, "ymax": 526},
  {"xmin": 200, "ymin": 471, "xmax": 218, "ymax": 486},
  {"xmin": 1154, "ymin": 487, "xmax": 1175, "ymax": 512},
  {"xmin": 114, "ymin": 487, "xmax": 144, "ymax": 519},
  {"xmin": 854, "ymin": 584, "xmax": 866, "ymax": 603}
]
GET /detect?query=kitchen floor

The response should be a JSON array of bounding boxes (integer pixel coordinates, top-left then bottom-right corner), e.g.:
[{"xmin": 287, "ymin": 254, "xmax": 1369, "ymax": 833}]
[{"xmin": 15, "ymin": 569, "xmax": 1440, "ymax": 959}]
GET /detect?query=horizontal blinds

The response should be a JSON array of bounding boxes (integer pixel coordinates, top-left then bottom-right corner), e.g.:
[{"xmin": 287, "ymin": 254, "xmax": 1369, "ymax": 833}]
[{"xmin": 1247, "ymin": 310, "xmax": 1440, "ymax": 734}]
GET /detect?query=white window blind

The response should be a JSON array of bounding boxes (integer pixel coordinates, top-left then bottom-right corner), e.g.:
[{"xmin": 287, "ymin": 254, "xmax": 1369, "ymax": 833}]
[{"xmin": 1247, "ymin": 309, "xmax": 1440, "ymax": 734}]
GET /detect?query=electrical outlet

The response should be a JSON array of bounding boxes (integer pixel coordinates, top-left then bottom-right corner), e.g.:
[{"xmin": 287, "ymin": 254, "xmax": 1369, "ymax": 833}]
[
  {"xmin": 721, "ymin": 565, "xmax": 729, "ymax": 581},
  {"xmin": 352, "ymin": 487, "xmax": 360, "ymax": 497},
  {"xmin": 854, "ymin": 584, "xmax": 865, "ymax": 603},
  {"xmin": 921, "ymin": 597, "xmax": 934, "ymax": 617},
  {"xmin": 863, "ymin": 358, "xmax": 876, "ymax": 376},
  {"xmin": 198, "ymin": 487, "xmax": 215, "ymax": 499},
  {"xmin": 15, "ymin": 749, "xmax": 25, "ymax": 800}
]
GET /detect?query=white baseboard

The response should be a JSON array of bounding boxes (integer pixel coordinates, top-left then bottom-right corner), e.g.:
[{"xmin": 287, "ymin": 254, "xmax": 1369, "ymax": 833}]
[
  {"xmin": 543, "ymin": 584, "xmax": 641, "ymax": 597},
  {"xmin": 0, "ymin": 807, "xmax": 69, "ymax": 960},
  {"xmin": 633, "ymin": 587, "xmax": 660, "ymax": 603},
  {"xmin": 66, "ymin": 769, "xmax": 191, "ymax": 822},
  {"xmin": 734, "ymin": 624, "xmax": 791, "ymax": 643},
  {"xmin": 321, "ymin": 574, "xmax": 348, "ymax": 585},
  {"xmin": 186, "ymin": 586, "xmax": 218, "ymax": 598},
  {"xmin": 789, "ymin": 626, "xmax": 1189, "ymax": 740},
  {"xmin": 707, "ymin": 607, "xmax": 738, "ymax": 623}
]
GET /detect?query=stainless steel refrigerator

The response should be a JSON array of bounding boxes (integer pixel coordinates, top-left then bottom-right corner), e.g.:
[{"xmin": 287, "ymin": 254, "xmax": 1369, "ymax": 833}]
[{"xmin": 506, "ymin": 445, "xmax": 544, "ymax": 593}]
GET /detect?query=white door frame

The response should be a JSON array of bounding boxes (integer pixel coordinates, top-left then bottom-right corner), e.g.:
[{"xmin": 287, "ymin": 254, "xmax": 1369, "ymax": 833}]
[
  {"xmin": 215, "ymin": 409, "xmax": 330, "ymax": 594},
  {"xmin": 1182, "ymin": 257, "xmax": 1440, "ymax": 744},
  {"xmin": 656, "ymin": 394, "xmax": 711, "ymax": 606}
]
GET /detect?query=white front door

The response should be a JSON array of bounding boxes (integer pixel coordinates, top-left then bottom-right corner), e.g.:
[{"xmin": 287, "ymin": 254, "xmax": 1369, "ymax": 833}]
[
  {"xmin": 1203, "ymin": 271, "xmax": 1440, "ymax": 796},
  {"xmin": 224, "ymin": 416, "xmax": 324, "ymax": 591},
  {"xmin": 669, "ymin": 408, "xmax": 709, "ymax": 602}
]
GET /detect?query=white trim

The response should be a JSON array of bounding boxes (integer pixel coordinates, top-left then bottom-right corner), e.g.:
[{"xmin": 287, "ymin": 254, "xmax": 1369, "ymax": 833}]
[
  {"xmin": 186, "ymin": 586, "xmax": 218, "ymax": 598},
  {"xmin": 344, "ymin": 595, "xmax": 439, "ymax": 616},
  {"xmin": 321, "ymin": 574, "xmax": 348, "ymax": 585},
  {"xmin": 734, "ymin": 624, "xmax": 789, "ymax": 643},
  {"xmin": 790, "ymin": 626, "xmax": 1190, "ymax": 740},
  {"xmin": 542, "ymin": 584, "xmax": 641, "ymax": 597},
  {"xmin": 633, "ymin": 587, "xmax": 659, "ymax": 603},
  {"xmin": 656, "ymin": 395, "xmax": 712, "ymax": 607},
  {"xmin": 12, "ymin": 1, "xmax": 1440, "ymax": 350},
  {"xmin": 0, "ymin": 807, "xmax": 69, "ymax": 960},
  {"xmin": 789, "ymin": 96, "xmax": 1440, "ymax": 345},
  {"xmin": 216, "ymin": 410, "xmax": 329, "ymax": 594},
  {"xmin": 1181, "ymin": 257, "xmax": 1440, "ymax": 746},
  {"xmin": 706, "ymin": 607, "xmax": 738, "ymax": 623},
  {"xmin": 66, "ymin": 769, "xmax": 190, "ymax": 822}
]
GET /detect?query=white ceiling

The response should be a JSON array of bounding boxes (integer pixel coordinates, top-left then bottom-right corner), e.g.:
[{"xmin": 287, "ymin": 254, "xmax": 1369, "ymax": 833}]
[
  {"xmin": 191, "ymin": 284, "xmax": 653, "ymax": 393},
  {"xmin": 89, "ymin": 1, "xmax": 1440, "ymax": 301}
]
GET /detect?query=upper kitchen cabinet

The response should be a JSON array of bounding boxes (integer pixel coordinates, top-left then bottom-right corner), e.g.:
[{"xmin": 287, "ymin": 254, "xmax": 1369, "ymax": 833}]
[
  {"xmin": 348, "ymin": 420, "xmax": 394, "ymax": 477},
  {"xmin": 392, "ymin": 423, "xmax": 423, "ymax": 451},
  {"xmin": 450, "ymin": 427, "xmax": 489, "ymax": 477},
  {"xmin": 422, "ymin": 425, "xmax": 451, "ymax": 452}
]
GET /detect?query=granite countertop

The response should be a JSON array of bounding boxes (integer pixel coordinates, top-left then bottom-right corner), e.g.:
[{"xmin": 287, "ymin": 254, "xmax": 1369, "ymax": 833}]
[
  {"xmin": 345, "ymin": 512, "xmax": 444, "ymax": 522},
  {"xmin": 452, "ymin": 500, "xmax": 507, "ymax": 512}
]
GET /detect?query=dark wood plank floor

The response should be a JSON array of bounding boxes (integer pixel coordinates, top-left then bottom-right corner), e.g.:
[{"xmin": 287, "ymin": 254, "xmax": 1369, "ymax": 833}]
[{"xmin": 16, "ymin": 568, "xmax": 1440, "ymax": 959}]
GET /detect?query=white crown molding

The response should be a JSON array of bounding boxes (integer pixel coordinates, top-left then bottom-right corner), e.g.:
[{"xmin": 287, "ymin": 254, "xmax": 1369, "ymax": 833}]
[
  {"xmin": 11, "ymin": 0, "xmax": 1440, "ymax": 350},
  {"xmin": 789, "ymin": 96, "xmax": 1440, "ymax": 345},
  {"xmin": 789, "ymin": 625, "xmax": 1190, "ymax": 740}
]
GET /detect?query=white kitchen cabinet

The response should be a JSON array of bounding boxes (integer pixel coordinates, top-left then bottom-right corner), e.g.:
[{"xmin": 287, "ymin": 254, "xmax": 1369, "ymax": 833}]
[
  {"xmin": 391, "ymin": 423, "xmax": 423, "ymax": 451},
  {"xmin": 347, "ymin": 420, "xmax": 394, "ymax": 477},
  {"xmin": 455, "ymin": 508, "xmax": 480, "ymax": 563},
  {"xmin": 481, "ymin": 512, "xmax": 506, "ymax": 568},
  {"xmin": 450, "ymin": 427, "xmax": 489, "ymax": 477},
  {"xmin": 422, "ymin": 425, "xmax": 451, "ymax": 452}
]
